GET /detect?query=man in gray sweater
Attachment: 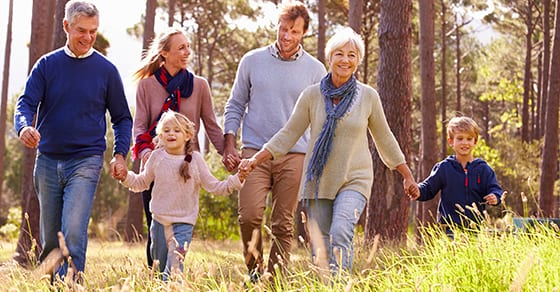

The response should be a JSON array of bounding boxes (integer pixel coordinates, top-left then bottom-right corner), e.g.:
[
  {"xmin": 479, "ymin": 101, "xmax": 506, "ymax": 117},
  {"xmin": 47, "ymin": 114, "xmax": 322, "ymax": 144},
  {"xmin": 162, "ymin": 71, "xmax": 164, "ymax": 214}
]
[{"xmin": 223, "ymin": 0, "xmax": 326, "ymax": 281}]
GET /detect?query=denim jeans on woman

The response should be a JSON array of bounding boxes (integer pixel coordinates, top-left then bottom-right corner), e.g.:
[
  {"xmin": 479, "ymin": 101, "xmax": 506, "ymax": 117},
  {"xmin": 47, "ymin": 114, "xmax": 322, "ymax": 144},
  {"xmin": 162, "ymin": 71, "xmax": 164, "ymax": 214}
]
[
  {"xmin": 150, "ymin": 219, "xmax": 193, "ymax": 280},
  {"xmin": 34, "ymin": 153, "xmax": 103, "ymax": 279},
  {"xmin": 306, "ymin": 190, "xmax": 366, "ymax": 274}
]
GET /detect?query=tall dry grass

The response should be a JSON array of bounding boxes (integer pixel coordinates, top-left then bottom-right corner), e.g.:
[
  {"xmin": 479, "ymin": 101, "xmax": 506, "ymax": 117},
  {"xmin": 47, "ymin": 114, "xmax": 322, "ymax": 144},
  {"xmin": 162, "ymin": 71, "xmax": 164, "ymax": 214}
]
[{"xmin": 1, "ymin": 222, "xmax": 559, "ymax": 291}]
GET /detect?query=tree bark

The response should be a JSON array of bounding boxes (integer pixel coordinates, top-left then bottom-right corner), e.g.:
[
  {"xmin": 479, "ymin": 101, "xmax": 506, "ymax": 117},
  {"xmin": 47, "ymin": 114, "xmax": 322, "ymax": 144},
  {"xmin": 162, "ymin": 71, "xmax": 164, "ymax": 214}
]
[
  {"xmin": 124, "ymin": 160, "xmax": 144, "ymax": 242},
  {"xmin": 123, "ymin": 0, "xmax": 157, "ymax": 243},
  {"xmin": 168, "ymin": 0, "xmax": 176, "ymax": 27},
  {"xmin": 366, "ymin": 0, "xmax": 412, "ymax": 243},
  {"xmin": 317, "ymin": 0, "xmax": 326, "ymax": 63},
  {"xmin": 348, "ymin": 0, "xmax": 363, "ymax": 34},
  {"xmin": 440, "ymin": 0, "xmax": 448, "ymax": 158},
  {"xmin": 538, "ymin": 0, "xmax": 560, "ymax": 218},
  {"xmin": 539, "ymin": 0, "xmax": 551, "ymax": 139},
  {"xmin": 142, "ymin": 0, "xmax": 157, "ymax": 57},
  {"xmin": 521, "ymin": 0, "xmax": 534, "ymax": 142},
  {"xmin": 51, "ymin": 0, "xmax": 68, "ymax": 49},
  {"xmin": 13, "ymin": 0, "xmax": 55, "ymax": 267},
  {"xmin": 416, "ymin": 0, "xmax": 439, "ymax": 227},
  {"xmin": 0, "ymin": 0, "xmax": 14, "ymax": 219},
  {"xmin": 455, "ymin": 14, "xmax": 461, "ymax": 113}
]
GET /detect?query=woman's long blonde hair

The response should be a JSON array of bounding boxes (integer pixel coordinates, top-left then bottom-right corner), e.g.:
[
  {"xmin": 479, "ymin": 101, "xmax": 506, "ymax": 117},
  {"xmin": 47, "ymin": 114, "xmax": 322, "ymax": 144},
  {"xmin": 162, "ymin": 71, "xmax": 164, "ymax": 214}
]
[
  {"xmin": 155, "ymin": 111, "xmax": 195, "ymax": 182},
  {"xmin": 133, "ymin": 28, "xmax": 186, "ymax": 81}
]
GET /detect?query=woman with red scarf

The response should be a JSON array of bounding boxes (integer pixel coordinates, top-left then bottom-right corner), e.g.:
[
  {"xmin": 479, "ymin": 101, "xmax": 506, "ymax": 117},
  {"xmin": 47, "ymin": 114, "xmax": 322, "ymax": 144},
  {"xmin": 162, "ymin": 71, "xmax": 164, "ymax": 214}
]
[{"xmin": 132, "ymin": 28, "xmax": 228, "ymax": 270}]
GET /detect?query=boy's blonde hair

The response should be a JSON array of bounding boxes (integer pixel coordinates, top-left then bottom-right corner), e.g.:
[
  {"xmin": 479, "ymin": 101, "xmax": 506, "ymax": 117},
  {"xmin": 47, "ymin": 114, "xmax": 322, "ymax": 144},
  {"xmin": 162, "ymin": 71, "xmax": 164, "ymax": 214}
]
[
  {"xmin": 156, "ymin": 111, "xmax": 195, "ymax": 181},
  {"xmin": 447, "ymin": 116, "xmax": 480, "ymax": 142}
]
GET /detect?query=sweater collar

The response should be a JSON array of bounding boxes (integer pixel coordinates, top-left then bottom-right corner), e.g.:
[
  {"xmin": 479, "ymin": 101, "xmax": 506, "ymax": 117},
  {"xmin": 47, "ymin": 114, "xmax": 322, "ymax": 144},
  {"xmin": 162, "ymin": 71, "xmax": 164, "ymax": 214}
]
[
  {"xmin": 64, "ymin": 45, "xmax": 94, "ymax": 59},
  {"xmin": 269, "ymin": 43, "xmax": 303, "ymax": 61}
]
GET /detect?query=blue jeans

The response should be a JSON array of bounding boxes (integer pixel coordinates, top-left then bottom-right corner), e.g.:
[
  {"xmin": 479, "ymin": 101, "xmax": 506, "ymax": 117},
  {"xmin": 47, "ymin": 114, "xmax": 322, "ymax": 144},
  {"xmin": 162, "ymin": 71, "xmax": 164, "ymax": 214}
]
[
  {"xmin": 150, "ymin": 219, "xmax": 193, "ymax": 280},
  {"xmin": 34, "ymin": 153, "xmax": 103, "ymax": 278},
  {"xmin": 306, "ymin": 190, "xmax": 366, "ymax": 273}
]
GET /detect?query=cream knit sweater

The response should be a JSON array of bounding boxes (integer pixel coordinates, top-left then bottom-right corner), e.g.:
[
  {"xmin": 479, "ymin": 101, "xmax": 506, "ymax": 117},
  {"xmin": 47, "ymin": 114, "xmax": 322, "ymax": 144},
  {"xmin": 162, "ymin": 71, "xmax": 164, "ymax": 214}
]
[{"xmin": 264, "ymin": 82, "xmax": 406, "ymax": 201}]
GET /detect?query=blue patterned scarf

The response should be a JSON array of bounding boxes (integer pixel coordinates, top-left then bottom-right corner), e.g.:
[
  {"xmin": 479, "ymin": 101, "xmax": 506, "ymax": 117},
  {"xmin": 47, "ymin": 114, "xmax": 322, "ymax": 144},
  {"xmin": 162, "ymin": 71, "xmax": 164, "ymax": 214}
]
[{"xmin": 305, "ymin": 73, "xmax": 357, "ymax": 198}]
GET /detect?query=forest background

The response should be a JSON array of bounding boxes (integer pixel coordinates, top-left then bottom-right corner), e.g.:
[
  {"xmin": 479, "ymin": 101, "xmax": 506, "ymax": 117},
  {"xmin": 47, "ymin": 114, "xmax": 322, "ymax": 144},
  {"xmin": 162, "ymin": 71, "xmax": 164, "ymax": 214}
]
[{"xmin": 0, "ymin": 0, "xmax": 559, "ymax": 267}]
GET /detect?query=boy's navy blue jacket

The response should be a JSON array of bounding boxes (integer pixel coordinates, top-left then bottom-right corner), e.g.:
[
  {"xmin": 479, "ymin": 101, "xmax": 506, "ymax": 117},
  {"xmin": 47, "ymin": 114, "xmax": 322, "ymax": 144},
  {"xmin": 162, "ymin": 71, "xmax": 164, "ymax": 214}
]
[{"xmin": 417, "ymin": 155, "xmax": 503, "ymax": 226}]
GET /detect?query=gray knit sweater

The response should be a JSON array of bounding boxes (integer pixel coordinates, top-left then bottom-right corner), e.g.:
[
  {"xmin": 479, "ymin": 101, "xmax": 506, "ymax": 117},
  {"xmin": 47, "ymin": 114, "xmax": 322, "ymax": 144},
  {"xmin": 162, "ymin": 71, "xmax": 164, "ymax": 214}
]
[{"xmin": 223, "ymin": 44, "xmax": 326, "ymax": 152}]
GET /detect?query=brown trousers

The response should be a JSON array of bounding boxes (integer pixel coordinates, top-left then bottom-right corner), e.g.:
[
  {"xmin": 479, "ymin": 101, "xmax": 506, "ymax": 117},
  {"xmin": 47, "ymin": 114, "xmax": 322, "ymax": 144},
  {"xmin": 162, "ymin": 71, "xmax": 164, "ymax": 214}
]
[{"xmin": 238, "ymin": 148, "xmax": 304, "ymax": 274}]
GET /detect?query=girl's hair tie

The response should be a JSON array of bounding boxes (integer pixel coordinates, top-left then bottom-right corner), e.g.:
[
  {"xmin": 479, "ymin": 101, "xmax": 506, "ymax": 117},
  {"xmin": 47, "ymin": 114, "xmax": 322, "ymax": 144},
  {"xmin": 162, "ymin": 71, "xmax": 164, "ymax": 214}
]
[{"xmin": 185, "ymin": 154, "xmax": 192, "ymax": 162}]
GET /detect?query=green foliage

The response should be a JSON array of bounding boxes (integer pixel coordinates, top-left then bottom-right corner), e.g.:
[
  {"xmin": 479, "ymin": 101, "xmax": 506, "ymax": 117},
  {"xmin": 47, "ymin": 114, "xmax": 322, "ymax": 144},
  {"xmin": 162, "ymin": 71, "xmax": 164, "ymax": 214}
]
[
  {"xmin": 0, "ymin": 207, "xmax": 21, "ymax": 240},
  {"xmin": 88, "ymin": 115, "xmax": 130, "ymax": 240},
  {"xmin": 196, "ymin": 149, "xmax": 240, "ymax": 240},
  {"xmin": 488, "ymin": 131, "xmax": 542, "ymax": 217},
  {"xmin": 2, "ymin": 97, "xmax": 24, "ymax": 218}
]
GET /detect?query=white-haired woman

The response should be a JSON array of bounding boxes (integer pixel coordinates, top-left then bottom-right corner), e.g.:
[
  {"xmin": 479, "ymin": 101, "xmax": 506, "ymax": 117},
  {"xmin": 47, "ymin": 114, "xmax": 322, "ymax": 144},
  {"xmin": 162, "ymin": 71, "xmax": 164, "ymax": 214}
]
[{"xmin": 239, "ymin": 27, "xmax": 418, "ymax": 273}]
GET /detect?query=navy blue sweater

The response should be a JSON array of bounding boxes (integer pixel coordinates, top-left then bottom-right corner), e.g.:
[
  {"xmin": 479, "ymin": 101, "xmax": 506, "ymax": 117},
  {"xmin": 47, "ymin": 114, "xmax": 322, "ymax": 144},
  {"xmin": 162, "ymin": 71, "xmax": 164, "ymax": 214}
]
[
  {"xmin": 14, "ymin": 48, "xmax": 132, "ymax": 159},
  {"xmin": 418, "ymin": 155, "xmax": 503, "ymax": 226}
]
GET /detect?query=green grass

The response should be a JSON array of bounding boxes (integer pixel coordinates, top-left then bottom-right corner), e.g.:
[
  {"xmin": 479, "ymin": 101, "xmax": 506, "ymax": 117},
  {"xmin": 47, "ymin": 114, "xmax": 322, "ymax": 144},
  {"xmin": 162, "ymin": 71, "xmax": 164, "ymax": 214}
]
[{"xmin": 1, "ymin": 225, "xmax": 559, "ymax": 291}]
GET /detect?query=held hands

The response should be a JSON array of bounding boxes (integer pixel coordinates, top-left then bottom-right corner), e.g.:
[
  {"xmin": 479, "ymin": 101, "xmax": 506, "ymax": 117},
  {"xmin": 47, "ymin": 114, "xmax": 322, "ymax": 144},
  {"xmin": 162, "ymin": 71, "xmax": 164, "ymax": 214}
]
[
  {"xmin": 483, "ymin": 193, "xmax": 498, "ymax": 205},
  {"xmin": 110, "ymin": 154, "xmax": 128, "ymax": 181},
  {"xmin": 404, "ymin": 178, "xmax": 420, "ymax": 200},
  {"xmin": 222, "ymin": 136, "xmax": 241, "ymax": 172},
  {"xmin": 238, "ymin": 157, "xmax": 257, "ymax": 180}
]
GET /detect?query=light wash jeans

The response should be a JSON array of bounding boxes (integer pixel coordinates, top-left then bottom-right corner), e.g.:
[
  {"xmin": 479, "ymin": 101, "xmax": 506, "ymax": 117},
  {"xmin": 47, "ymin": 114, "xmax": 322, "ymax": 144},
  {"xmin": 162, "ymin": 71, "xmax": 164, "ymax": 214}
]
[
  {"xmin": 150, "ymin": 219, "xmax": 193, "ymax": 280},
  {"xmin": 306, "ymin": 190, "xmax": 366, "ymax": 274},
  {"xmin": 34, "ymin": 153, "xmax": 103, "ymax": 279}
]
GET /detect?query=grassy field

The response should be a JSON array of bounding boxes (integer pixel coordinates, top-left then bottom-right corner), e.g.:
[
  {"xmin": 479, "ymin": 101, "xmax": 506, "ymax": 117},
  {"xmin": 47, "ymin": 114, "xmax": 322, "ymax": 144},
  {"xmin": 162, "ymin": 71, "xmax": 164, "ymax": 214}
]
[{"xmin": 1, "ymin": 225, "xmax": 559, "ymax": 291}]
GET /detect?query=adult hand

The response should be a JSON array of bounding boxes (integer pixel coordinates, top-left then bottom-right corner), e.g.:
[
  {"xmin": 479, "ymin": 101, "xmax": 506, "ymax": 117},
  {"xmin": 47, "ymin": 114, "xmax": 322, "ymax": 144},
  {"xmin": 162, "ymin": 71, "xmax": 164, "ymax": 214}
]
[
  {"xmin": 238, "ymin": 157, "xmax": 257, "ymax": 176},
  {"xmin": 222, "ymin": 134, "xmax": 241, "ymax": 171},
  {"xmin": 18, "ymin": 126, "xmax": 41, "ymax": 148},
  {"xmin": 406, "ymin": 182, "xmax": 420, "ymax": 200},
  {"xmin": 110, "ymin": 153, "xmax": 127, "ymax": 181}
]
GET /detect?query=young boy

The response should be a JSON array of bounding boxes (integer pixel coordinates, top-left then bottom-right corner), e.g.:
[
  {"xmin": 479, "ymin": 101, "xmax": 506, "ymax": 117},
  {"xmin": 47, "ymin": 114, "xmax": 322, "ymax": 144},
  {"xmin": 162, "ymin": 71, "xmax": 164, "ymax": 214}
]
[{"xmin": 413, "ymin": 116, "xmax": 503, "ymax": 228}]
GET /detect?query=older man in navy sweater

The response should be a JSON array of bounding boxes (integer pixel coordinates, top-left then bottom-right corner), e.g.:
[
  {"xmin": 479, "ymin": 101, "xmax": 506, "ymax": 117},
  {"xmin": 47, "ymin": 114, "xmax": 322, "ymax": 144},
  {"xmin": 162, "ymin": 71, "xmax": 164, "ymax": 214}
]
[{"xmin": 14, "ymin": 0, "xmax": 131, "ymax": 281}]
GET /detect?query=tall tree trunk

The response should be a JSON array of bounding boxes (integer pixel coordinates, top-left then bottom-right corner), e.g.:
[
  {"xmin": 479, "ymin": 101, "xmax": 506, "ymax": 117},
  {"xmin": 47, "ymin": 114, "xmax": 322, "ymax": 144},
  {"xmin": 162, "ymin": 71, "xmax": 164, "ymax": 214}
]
[
  {"xmin": 521, "ymin": 0, "xmax": 533, "ymax": 142},
  {"xmin": 124, "ymin": 0, "xmax": 158, "ymax": 243},
  {"xmin": 317, "ymin": 0, "xmax": 325, "ymax": 63},
  {"xmin": 538, "ymin": 0, "xmax": 560, "ymax": 218},
  {"xmin": 440, "ymin": 0, "xmax": 448, "ymax": 158},
  {"xmin": 168, "ymin": 0, "xmax": 176, "ymax": 27},
  {"xmin": 366, "ymin": 0, "xmax": 412, "ymax": 243},
  {"xmin": 142, "ymin": 0, "xmax": 157, "ymax": 56},
  {"xmin": 124, "ymin": 160, "xmax": 144, "ymax": 242},
  {"xmin": 349, "ymin": 0, "xmax": 363, "ymax": 33},
  {"xmin": 539, "ymin": 0, "xmax": 551, "ymax": 139},
  {"xmin": 13, "ymin": 0, "xmax": 55, "ymax": 267},
  {"xmin": 362, "ymin": 1, "xmax": 380, "ymax": 84},
  {"xmin": 0, "ymin": 0, "xmax": 14, "ymax": 218},
  {"xmin": 51, "ymin": 0, "xmax": 68, "ymax": 49},
  {"xmin": 416, "ymin": 0, "xmax": 439, "ymax": 227},
  {"xmin": 455, "ymin": 13, "xmax": 461, "ymax": 113}
]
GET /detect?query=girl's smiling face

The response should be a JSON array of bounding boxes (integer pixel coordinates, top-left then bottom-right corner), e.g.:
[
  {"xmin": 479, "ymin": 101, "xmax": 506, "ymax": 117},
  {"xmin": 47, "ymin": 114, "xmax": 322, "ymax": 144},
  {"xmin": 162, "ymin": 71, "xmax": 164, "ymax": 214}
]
[{"xmin": 159, "ymin": 119, "xmax": 192, "ymax": 155}]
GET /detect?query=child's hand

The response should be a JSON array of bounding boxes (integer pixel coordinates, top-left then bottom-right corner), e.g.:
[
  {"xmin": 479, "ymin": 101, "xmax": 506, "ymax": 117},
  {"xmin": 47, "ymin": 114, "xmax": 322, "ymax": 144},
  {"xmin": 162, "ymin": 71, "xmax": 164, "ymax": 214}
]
[
  {"xmin": 237, "ymin": 171, "xmax": 246, "ymax": 183},
  {"xmin": 406, "ymin": 183, "xmax": 420, "ymax": 200},
  {"xmin": 238, "ymin": 157, "xmax": 257, "ymax": 174},
  {"xmin": 483, "ymin": 194, "xmax": 498, "ymax": 205}
]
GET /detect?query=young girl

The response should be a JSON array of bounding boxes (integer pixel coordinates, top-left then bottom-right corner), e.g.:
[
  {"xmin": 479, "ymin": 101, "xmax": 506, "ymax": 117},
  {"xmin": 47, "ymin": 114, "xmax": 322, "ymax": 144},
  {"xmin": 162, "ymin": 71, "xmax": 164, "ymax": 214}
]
[{"xmin": 119, "ymin": 110, "xmax": 244, "ymax": 280}]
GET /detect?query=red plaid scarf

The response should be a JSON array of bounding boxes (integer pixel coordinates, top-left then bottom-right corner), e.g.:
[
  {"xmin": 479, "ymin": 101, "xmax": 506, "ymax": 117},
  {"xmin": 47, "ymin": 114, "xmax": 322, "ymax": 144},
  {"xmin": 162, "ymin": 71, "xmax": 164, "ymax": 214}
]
[{"xmin": 132, "ymin": 66, "xmax": 194, "ymax": 159}]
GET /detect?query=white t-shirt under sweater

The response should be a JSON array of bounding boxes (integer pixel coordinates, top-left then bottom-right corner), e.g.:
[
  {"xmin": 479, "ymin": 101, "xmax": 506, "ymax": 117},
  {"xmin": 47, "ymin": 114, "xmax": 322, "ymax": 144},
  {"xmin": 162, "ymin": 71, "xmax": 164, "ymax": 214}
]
[{"xmin": 121, "ymin": 149, "xmax": 242, "ymax": 225}]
